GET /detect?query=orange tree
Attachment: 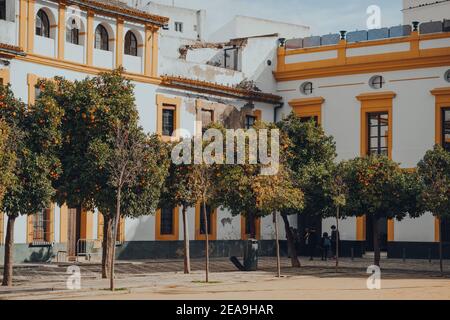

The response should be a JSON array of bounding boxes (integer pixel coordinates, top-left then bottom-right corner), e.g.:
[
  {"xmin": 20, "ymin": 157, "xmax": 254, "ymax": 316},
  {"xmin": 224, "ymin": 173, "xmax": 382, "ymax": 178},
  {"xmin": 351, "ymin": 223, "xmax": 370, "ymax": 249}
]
[
  {"xmin": 340, "ymin": 155, "xmax": 424, "ymax": 266},
  {"xmin": 277, "ymin": 113, "xmax": 337, "ymax": 267},
  {"xmin": 216, "ymin": 121, "xmax": 303, "ymax": 274},
  {"xmin": 159, "ymin": 142, "xmax": 199, "ymax": 274},
  {"xmin": 0, "ymin": 81, "xmax": 63, "ymax": 286},
  {"xmin": 417, "ymin": 145, "xmax": 450, "ymax": 275},
  {"xmin": 49, "ymin": 69, "xmax": 169, "ymax": 280}
]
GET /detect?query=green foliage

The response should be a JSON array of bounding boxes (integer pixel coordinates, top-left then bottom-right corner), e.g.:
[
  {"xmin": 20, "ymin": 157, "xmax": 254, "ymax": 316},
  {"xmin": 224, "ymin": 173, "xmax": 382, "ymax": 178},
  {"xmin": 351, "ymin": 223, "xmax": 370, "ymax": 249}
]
[
  {"xmin": 45, "ymin": 69, "xmax": 167, "ymax": 219},
  {"xmin": 277, "ymin": 113, "xmax": 337, "ymax": 218},
  {"xmin": 0, "ymin": 120, "xmax": 17, "ymax": 207},
  {"xmin": 160, "ymin": 142, "xmax": 198, "ymax": 210},
  {"xmin": 340, "ymin": 155, "xmax": 423, "ymax": 220},
  {"xmin": 417, "ymin": 145, "xmax": 450, "ymax": 219},
  {"xmin": 217, "ymin": 121, "xmax": 303, "ymax": 218},
  {"xmin": 0, "ymin": 82, "xmax": 63, "ymax": 217}
]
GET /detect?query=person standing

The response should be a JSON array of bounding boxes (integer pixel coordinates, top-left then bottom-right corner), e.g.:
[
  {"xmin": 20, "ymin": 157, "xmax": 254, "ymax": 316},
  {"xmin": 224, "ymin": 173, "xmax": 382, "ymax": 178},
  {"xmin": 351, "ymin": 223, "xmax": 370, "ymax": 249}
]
[
  {"xmin": 331, "ymin": 225, "xmax": 340, "ymax": 259},
  {"xmin": 321, "ymin": 232, "xmax": 331, "ymax": 261}
]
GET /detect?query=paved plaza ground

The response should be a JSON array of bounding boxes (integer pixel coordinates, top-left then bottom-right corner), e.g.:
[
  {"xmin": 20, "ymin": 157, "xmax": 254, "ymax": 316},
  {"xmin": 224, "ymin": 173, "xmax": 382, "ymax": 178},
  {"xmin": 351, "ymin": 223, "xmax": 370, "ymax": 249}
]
[{"xmin": 0, "ymin": 257, "xmax": 449, "ymax": 300}]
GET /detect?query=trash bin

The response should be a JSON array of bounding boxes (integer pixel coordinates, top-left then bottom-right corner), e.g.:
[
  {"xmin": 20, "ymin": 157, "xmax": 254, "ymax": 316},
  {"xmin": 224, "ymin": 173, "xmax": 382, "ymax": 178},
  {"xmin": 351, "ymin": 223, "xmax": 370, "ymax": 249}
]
[{"xmin": 243, "ymin": 239, "xmax": 259, "ymax": 271}]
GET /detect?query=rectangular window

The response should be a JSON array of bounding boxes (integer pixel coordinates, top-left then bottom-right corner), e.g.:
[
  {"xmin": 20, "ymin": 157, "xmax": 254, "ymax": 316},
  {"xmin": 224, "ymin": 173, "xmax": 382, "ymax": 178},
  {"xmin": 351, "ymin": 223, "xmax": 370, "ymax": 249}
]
[
  {"xmin": 245, "ymin": 115, "xmax": 257, "ymax": 130},
  {"xmin": 200, "ymin": 205, "xmax": 212, "ymax": 235},
  {"xmin": 66, "ymin": 27, "xmax": 79, "ymax": 45},
  {"xmin": 160, "ymin": 207, "xmax": 174, "ymax": 235},
  {"xmin": 202, "ymin": 109, "xmax": 213, "ymax": 133},
  {"xmin": 33, "ymin": 209, "xmax": 51, "ymax": 243},
  {"xmin": 0, "ymin": 0, "xmax": 5, "ymax": 21},
  {"xmin": 300, "ymin": 116, "xmax": 319, "ymax": 125},
  {"xmin": 368, "ymin": 112, "xmax": 389, "ymax": 156},
  {"xmin": 162, "ymin": 107, "xmax": 175, "ymax": 137},
  {"xmin": 443, "ymin": 108, "xmax": 450, "ymax": 152},
  {"xmin": 175, "ymin": 22, "xmax": 183, "ymax": 33}
]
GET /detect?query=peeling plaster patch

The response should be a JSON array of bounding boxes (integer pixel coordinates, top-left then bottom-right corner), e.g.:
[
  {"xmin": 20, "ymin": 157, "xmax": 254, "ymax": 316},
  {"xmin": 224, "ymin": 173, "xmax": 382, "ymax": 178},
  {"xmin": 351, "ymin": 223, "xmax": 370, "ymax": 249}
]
[
  {"xmin": 185, "ymin": 99, "xmax": 197, "ymax": 115},
  {"xmin": 190, "ymin": 64, "xmax": 239, "ymax": 83}
]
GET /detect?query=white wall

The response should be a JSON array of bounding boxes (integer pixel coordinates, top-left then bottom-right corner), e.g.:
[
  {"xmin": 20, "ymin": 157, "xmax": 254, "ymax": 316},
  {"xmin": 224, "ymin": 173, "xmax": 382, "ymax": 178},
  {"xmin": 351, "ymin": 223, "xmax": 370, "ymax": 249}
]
[{"xmin": 395, "ymin": 214, "xmax": 436, "ymax": 242}]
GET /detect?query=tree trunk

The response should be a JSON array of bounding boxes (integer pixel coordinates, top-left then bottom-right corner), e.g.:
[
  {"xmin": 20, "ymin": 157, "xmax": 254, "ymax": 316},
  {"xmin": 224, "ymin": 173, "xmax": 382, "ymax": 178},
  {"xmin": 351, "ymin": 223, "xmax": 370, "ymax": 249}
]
[
  {"xmin": 273, "ymin": 212, "xmax": 281, "ymax": 278},
  {"xmin": 439, "ymin": 220, "xmax": 443, "ymax": 276},
  {"xmin": 202, "ymin": 201, "xmax": 209, "ymax": 283},
  {"xmin": 2, "ymin": 215, "xmax": 16, "ymax": 287},
  {"xmin": 101, "ymin": 215, "xmax": 113, "ymax": 279},
  {"xmin": 336, "ymin": 206, "xmax": 340, "ymax": 271},
  {"xmin": 110, "ymin": 188, "xmax": 122, "ymax": 291},
  {"xmin": 372, "ymin": 216, "xmax": 381, "ymax": 267},
  {"xmin": 281, "ymin": 213, "xmax": 300, "ymax": 268},
  {"xmin": 182, "ymin": 205, "xmax": 191, "ymax": 274}
]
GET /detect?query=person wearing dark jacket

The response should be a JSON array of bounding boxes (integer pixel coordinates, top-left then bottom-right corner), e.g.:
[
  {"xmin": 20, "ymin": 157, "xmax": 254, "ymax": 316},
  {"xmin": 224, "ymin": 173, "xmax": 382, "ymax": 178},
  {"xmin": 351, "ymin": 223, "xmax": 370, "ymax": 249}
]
[
  {"xmin": 331, "ymin": 225, "xmax": 340, "ymax": 259},
  {"xmin": 321, "ymin": 232, "xmax": 331, "ymax": 261}
]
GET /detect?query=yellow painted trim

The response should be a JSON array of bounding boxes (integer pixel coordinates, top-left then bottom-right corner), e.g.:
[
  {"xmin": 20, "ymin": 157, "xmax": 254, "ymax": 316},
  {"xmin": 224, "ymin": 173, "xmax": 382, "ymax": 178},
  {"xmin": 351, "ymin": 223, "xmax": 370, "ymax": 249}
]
[
  {"xmin": 289, "ymin": 97, "xmax": 324, "ymax": 124},
  {"xmin": 241, "ymin": 216, "xmax": 261, "ymax": 240},
  {"xmin": 435, "ymin": 217, "xmax": 440, "ymax": 242},
  {"xmin": 27, "ymin": 73, "xmax": 38, "ymax": 105},
  {"xmin": 151, "ymin": 30, "xmax": 159, "ymax": 77},
  {"xmin": 19, "ymin": 0, "xmax": 27, "ymax": 51},
  {"xmin": 117, "ymin": 216, "xmax": 125, "ymax": 242},
  {"xmin": 0, "ymin": 69, "xmax": 10, "ymax": 85},
  {"xmin": 195, "ymin": 203, "xmax": 217, "ymax": 241},
  {"xmin": 253, "ymin": 109, "xmax": 262, "ymax": 121},
  {"xmin": 276, "ymin": 33, "xmax": 450, "ymax": 81},
  {"xmin": 357, "ymin": 92, "xmax": 395, "ymax": 242},
  {"xmin": 60, "ymin": 204, "xmax": 68, "ymax": 243},
  {"xmin": 115, "ymin": 18, "xmax": 124, "ymax": 68},
  {"xmin": 155, "ymin": 207, "xmax": 180, "ymax": 241},
  {"xmin": 431, "ymin": 87, "xmax": 450, "ymax": 145},
  {"xmin": 356, "ymin": 216, "xmax": 366, "ymax": 241},
  {"xmin": 86, "ymin": 11, "xmax": 94, "ymax": 66},
  {"xmin": 27, "ymin": 215, "xmax": 33, "ymax": 244},
  {"xmin": 430, "ymin": 88, "xmax": 450, "ymax": 243},
  {"xmin": 358, "ymin": 91, "xmax": 395, "ymax": 159},
  {"xmin": 57, "ymin": 3, "xmax": 66, "ymax": 59},
  {"xmin": 16, "ymin": 53, "xmax": 161, "ymax": 85},
  {"xmin": 97, "ymin": 213, "xmax": 104, "ymax": 241},
  {"xmin": 144, "ymin": 26, "xmax": 152, "ymax": 76},
  {"xmin": 156, "ymin": 94, "xmax": 182, "ymax": 142},
  {"xmin": 387, "ymin": 218, "xmax": 394, "ymax": 242},
  {"xmin": 27, "ymin": 0, "xmax": 35, "ymax": 53}
]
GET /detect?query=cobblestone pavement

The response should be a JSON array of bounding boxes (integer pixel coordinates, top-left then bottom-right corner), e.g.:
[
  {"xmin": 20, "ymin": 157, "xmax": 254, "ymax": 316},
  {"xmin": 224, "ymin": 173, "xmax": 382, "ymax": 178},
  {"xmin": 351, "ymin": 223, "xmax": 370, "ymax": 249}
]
[{"xmin": 0, "ymin": 257, "xmax": 449, "ymax": 300}]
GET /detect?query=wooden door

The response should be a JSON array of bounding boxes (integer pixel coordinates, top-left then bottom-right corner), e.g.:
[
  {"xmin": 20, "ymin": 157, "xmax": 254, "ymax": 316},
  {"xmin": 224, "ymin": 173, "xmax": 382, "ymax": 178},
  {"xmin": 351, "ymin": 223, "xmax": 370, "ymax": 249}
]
[{"xmin": 67, "ymin": 207, "xmax": 81, "ymax": 257}]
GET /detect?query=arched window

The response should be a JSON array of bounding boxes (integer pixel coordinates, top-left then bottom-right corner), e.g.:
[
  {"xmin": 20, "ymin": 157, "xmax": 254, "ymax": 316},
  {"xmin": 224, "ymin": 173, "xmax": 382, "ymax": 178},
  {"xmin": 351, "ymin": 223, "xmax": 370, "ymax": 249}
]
[
  {"xmin": 66, "ymin": 19, "xmax": 80, "ymax": 45},
  {"xmin": 124, "ymin": 31, "xmax": 138, "ymax": 56},
  {"xmin": 0, "ymin": 0, "xmax": 6, "ymax": 21},
  {"xmin": 95, "ymin": 25, "xmax": 109, "ymax": 51},
  {"xmin": 36, "ymin": 10, "xmax": 50, "ymax": 38}
]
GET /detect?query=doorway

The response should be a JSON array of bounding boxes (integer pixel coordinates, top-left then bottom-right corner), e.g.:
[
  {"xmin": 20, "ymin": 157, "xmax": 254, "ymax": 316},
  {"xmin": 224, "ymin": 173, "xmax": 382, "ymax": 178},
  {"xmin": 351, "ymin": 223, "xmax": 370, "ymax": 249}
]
[
  {"xmin": 365, "ymin": 216, "xmax": 388, "ymax": 252},
  {"xmin": 67, "ymin": 207, "xmax": 82, "ymax": 257}
]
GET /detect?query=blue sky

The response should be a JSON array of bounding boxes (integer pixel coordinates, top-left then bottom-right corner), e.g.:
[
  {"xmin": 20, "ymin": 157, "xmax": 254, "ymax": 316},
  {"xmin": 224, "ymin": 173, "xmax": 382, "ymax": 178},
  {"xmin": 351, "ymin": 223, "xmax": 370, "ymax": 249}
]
[{"xmin": 152, "ymin": 0, "xmax": 403, "ymax": 36}]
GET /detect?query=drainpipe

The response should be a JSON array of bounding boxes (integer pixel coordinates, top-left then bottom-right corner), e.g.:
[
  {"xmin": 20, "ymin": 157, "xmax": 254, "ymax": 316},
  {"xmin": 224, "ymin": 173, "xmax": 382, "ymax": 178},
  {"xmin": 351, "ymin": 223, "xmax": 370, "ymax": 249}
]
[{"xmin": 274, "ymin": 102, "xmax": 284, "ymax": 123}]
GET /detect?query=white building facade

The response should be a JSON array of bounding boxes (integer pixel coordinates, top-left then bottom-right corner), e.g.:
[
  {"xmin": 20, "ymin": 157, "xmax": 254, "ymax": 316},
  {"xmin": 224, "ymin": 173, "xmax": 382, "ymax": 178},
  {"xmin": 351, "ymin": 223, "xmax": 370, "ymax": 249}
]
[
  {"xmin": 0, "ymin": 0, "xmax": 298, "ymax": 263},
  {"xmin": 276, "ymin": 21, "xmax": 450, "ymax": 259},
  {"xmin": 0, "ymin": 0, "xmax": 449, "ymax": 263}
]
